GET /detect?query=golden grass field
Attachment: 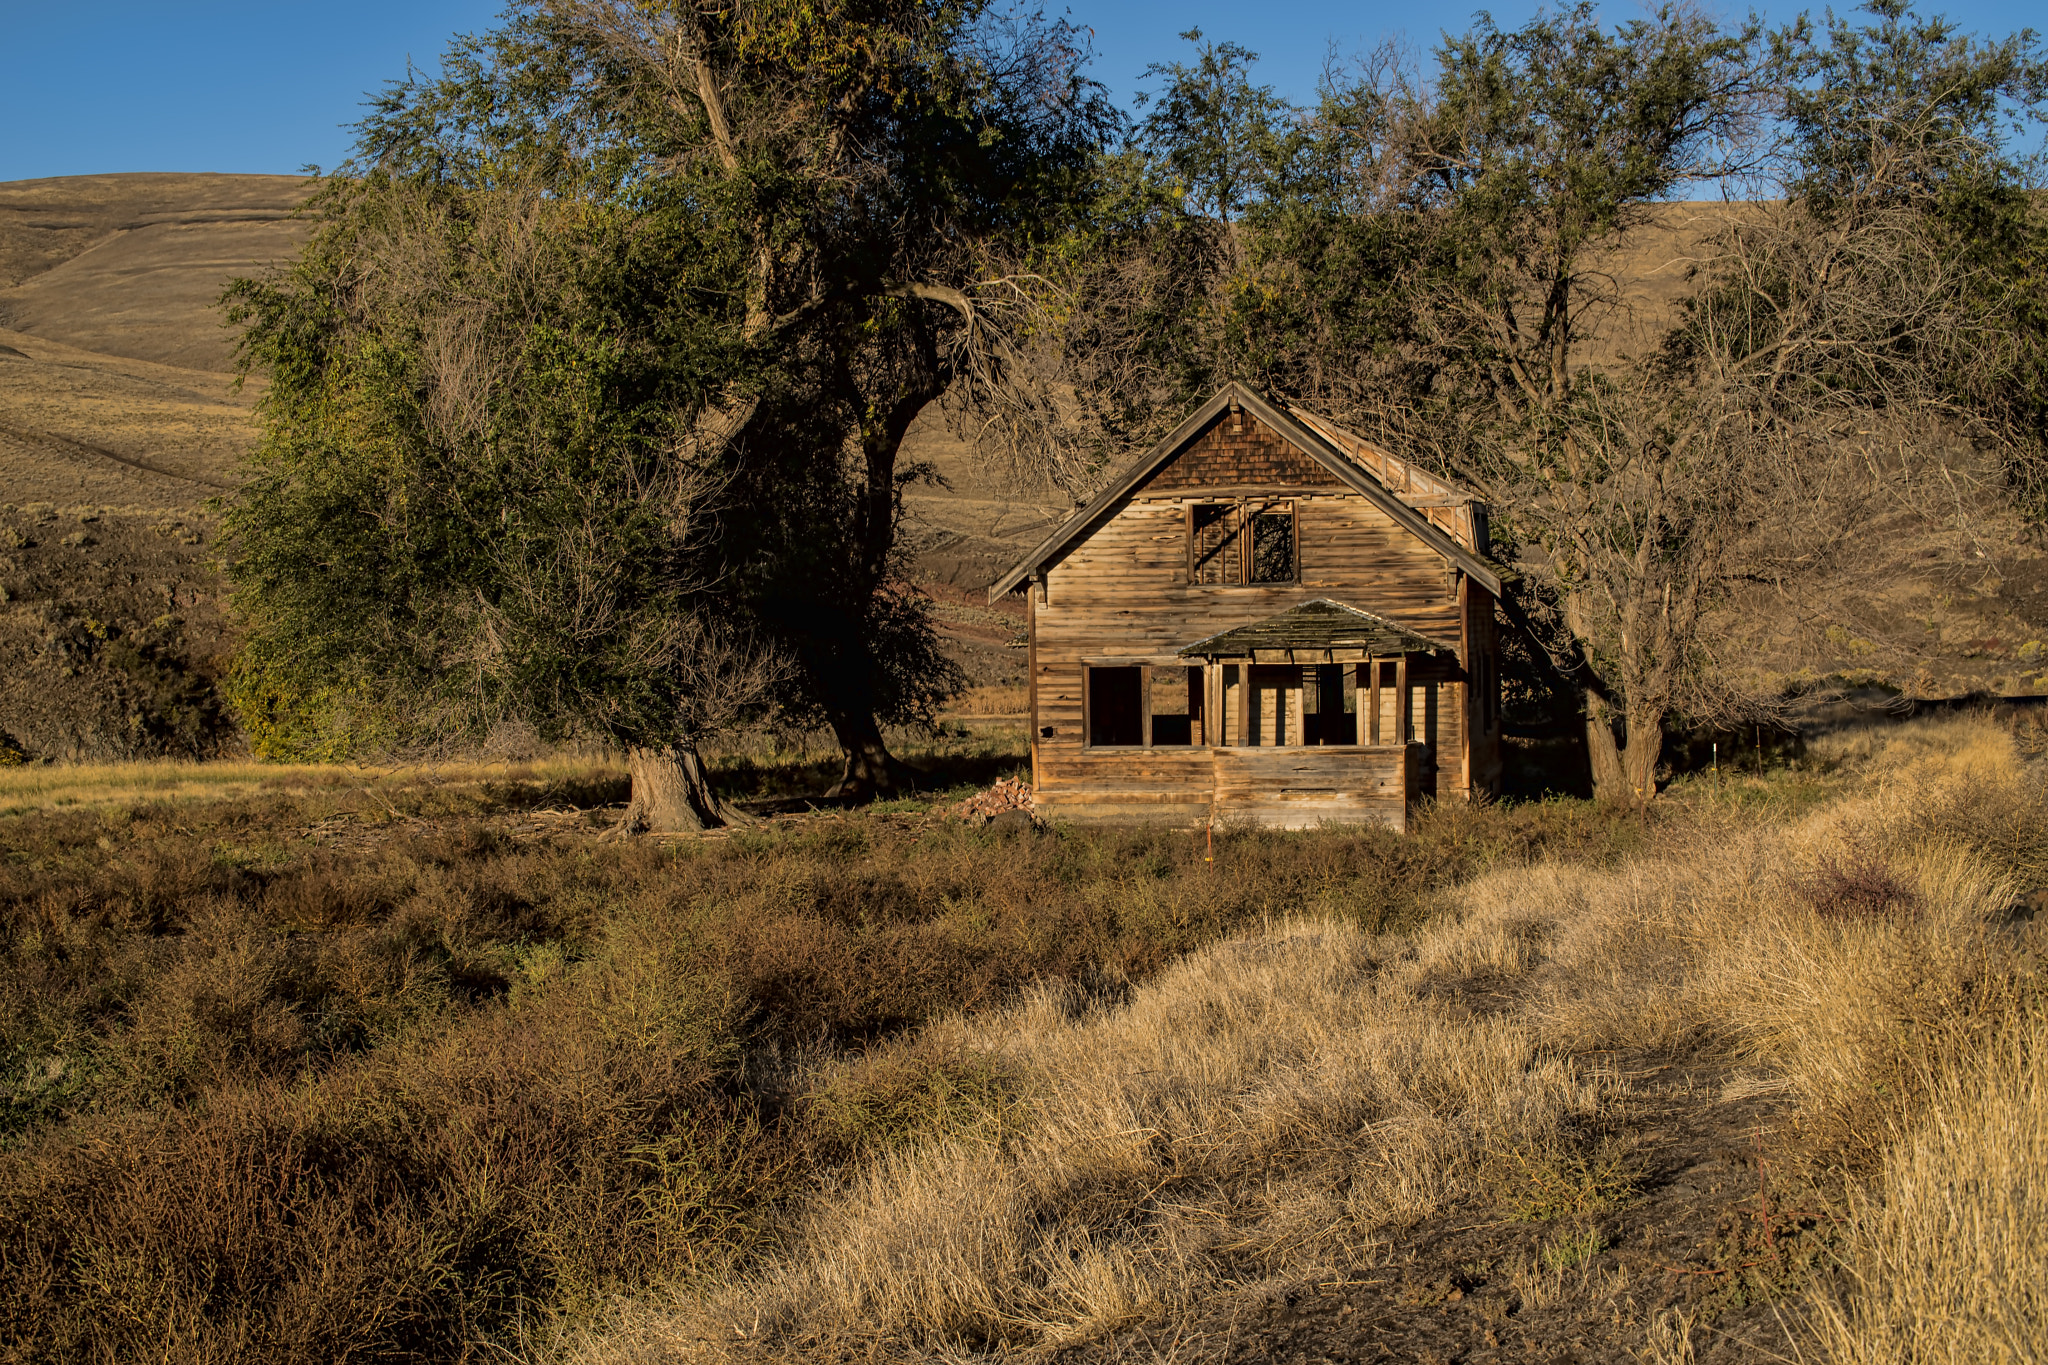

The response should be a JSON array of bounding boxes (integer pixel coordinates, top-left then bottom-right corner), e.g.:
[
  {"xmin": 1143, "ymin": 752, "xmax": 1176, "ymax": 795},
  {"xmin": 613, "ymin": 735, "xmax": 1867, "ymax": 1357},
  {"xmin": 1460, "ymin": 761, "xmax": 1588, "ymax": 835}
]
[
  {"xmin": 579, "ymin": 715, "xmax": 2046, "ymax": 1365},
  {"xmin": 0, "ymin": 754, "xmax": 628, "ymax": 818},
  {"xmin": 0, "ymin": 714, "xmax": 2040, "ymax": 1362}
]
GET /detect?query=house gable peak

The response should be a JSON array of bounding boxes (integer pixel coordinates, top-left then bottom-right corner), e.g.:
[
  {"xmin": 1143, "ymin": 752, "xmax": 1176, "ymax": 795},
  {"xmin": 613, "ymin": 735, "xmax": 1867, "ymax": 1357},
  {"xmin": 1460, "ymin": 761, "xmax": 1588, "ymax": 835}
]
[{"xmin": 989, "ymin": 383, "xmax": 1501, "ymax": 601}]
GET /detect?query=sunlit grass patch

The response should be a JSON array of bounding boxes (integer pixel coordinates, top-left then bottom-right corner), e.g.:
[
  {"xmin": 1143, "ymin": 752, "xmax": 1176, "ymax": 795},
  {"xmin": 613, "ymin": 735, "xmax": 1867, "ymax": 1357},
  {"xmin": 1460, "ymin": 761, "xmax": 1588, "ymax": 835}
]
[
  {"xmin": 0, "ymin": 722, "xmax": 1028, "ymax": 821},
  {"xmin": 0, "ymin": 754, "xmax": 628, "ymax": 818}
]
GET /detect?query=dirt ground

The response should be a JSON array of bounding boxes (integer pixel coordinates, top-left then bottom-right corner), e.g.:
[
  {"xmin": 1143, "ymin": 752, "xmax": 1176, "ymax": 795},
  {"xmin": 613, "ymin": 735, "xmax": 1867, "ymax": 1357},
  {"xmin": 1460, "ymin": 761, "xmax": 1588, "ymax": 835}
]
[{"xmin": 0, "ymin": 502, "xmax": 231, "ymax": 761}]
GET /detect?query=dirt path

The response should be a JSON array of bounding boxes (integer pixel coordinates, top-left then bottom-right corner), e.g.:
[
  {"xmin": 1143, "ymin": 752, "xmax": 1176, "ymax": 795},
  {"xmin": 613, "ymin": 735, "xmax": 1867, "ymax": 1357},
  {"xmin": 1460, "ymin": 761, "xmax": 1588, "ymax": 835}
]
[
  {"xmin": 1060, "ymin": 1057, "xmax": 1819, "ymax": 1365},
  {"xmin": 0, "ymin": 418, "xmax": 232, "ymax": 489}
]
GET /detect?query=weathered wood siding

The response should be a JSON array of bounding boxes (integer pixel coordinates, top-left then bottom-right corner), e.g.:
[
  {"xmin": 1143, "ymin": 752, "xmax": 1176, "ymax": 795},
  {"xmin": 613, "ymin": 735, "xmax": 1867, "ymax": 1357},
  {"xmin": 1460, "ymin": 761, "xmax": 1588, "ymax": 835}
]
[
  {"xmin": 1210, "ymin": 745, "xmax": 1420, "ymax": 830},
  {"xmin": 1034, "ymin": 745, "xmax": 1420, "ymax": 830},
  {"xmin": 1026, "ymin": 408, "xmax": 1496, "ymax": 823},
  {"xmin": 1033, "ymin": 748, "xmax": 1218, "ymax": 826},
  {"xmin": 1148, "ymin": 413, "xmax": 1344, "ymax": 491}
]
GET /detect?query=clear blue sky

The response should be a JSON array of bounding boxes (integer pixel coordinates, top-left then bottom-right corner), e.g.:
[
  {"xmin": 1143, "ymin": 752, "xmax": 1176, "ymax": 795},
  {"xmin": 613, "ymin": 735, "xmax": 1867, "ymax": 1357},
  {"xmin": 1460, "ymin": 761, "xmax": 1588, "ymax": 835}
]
[{"xmin": 0, "ymin": 0, "xmax": 2040, "ymax": 182}]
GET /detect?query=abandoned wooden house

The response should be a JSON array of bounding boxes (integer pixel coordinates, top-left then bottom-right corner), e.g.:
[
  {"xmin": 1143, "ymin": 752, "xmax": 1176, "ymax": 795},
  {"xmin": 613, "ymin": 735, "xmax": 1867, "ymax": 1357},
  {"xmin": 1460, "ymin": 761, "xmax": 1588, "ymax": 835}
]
[{"xmin": 991, "ymin": 383, "xmax": 1503, "ymax": 830}]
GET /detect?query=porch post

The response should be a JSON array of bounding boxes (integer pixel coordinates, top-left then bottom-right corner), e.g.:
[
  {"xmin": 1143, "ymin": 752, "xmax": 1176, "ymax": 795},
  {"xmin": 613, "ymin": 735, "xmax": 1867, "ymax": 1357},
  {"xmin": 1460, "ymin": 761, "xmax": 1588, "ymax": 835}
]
[
  {"xmin": 1355, "ymin": 660, "xmax": 1369, "ymax": 745},
  {"xmin": 1286, "ymin": 669, "xmax": 1305, "ymax": 746},
  {"xmin": 1395, "ymin": 654, "xmax": 1410, "ymax": 744},
  {"xmin": 1235, "ymin": 663, "xmax": 1251, "ymax": 747},
  {"xmin": 1367, "ymin": 657, "xmax": 1381, "ymax": 745},
  {"xmin": 1140, "ymin": 665, "xmax": 1153, "ymax": 748},
  {"xmin": 1196, "ymin": 663, "xmax": 1212, "ymax": 749}
]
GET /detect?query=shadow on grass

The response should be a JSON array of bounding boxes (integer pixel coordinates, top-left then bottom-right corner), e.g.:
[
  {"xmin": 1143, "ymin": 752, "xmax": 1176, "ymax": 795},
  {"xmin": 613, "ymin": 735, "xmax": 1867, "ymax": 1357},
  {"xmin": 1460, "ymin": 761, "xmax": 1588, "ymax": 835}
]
[
  {"xmin": 712, "ymin": 727, "xmax": 1030, "ymax": 809},
  {"xmin": 1500, "ymin": 733, "xmax": 1594, "ymax": 803},
  {"xmin": 477, "ymin": 772, "xmax": 634, "ymax": 812}
]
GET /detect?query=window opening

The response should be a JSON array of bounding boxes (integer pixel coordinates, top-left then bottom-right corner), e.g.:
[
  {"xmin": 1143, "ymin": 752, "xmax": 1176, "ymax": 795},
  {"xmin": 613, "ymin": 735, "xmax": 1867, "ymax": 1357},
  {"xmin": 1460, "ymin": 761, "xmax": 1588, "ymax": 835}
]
[
  {"xmin": 1190, "ymin": 503, "xmax": 1240, "ymax": 585},
  {"xmin": 1087, "ymin": 666, "xmax": 1143, "ymax": 747},
  {"xmin": 1189, "ymin": 500, "xmax": 1296, "ymax": 585},
  {"xmin": 1249, "ymin": 504, "xmax": 1295, "ymax": 582},
  {"xmin": 1149, "ymin": 666, "xmax": 1200, "ymax": 746}
]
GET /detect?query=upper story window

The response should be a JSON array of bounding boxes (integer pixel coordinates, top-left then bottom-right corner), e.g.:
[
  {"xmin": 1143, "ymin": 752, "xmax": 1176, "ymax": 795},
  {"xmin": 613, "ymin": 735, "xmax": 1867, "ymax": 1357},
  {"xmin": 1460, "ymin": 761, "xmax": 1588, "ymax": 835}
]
[{"xmin": 1189, "ymin": 500, "xmax": 1295, "ymax": 585}]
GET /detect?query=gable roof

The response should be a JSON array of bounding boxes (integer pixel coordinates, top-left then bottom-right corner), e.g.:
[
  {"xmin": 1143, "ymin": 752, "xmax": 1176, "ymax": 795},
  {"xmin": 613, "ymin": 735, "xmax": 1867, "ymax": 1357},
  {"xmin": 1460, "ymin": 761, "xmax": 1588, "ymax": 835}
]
[
  {"xmin": 1177, "ymin": 598, "xmax": 1456, "ymax": 658},
  {"xmin": 988, "ymin": 383, "xmax": 1501, "ymax": 601}
]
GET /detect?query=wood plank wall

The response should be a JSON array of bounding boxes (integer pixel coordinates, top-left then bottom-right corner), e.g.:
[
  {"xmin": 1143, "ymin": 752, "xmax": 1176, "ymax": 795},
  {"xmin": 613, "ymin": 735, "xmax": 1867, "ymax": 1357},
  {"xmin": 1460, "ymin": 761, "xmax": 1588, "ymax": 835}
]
[
  {"xmin": 1148, "ymin": 409, "xmax": 1344, "ymax": 491},
  {"xmin": 1035, "ymin": 745, "xmax": 1418, "ymax": 830},
  {"xmin": 1029, "ymin": 409, "xmax": 1497, "ymax": 820}
]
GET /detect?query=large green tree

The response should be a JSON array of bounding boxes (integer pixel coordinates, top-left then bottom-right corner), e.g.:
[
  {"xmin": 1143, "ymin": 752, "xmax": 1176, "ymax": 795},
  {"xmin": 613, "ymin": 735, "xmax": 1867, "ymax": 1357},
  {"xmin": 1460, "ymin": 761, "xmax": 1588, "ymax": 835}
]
[
  {"xmin": 225, "ymin": 177, "xmax": 777, "ymax": 828},
  {"xmin": 227, "ymin": 0, "xmax": 1114, "ymax": 819}
]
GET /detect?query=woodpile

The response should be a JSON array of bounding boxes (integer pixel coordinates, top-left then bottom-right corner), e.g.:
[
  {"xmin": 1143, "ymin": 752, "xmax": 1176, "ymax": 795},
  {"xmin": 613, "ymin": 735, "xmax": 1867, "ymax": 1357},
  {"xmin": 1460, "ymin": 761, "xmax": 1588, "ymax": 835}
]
[{"xmin": 958, "ymin": 776, "xmax": 1035, "ymax": 824}]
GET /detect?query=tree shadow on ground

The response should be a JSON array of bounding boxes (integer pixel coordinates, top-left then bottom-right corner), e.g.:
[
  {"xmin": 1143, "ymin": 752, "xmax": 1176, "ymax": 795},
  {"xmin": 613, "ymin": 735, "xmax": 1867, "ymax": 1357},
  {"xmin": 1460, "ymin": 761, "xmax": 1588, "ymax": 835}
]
[
  {"xmin": 718, "ymin": 746, "xmax": 1029, "ymax": 812},
  {"xmin": 1500, "ymin": 732, "xmax": 1593, "ymax": 802}
]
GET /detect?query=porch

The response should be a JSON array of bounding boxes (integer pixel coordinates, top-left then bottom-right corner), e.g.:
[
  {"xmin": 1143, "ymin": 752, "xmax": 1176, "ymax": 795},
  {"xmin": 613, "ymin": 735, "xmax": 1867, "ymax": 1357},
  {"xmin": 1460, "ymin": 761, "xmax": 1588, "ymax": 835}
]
[
  {"xmin": 1032, "ymin": 599, "xmax": 1464, "ymax": 829},
  {"xmin": 1032, "ymin": 741, "xmax": 1429, "ymax": 830}
]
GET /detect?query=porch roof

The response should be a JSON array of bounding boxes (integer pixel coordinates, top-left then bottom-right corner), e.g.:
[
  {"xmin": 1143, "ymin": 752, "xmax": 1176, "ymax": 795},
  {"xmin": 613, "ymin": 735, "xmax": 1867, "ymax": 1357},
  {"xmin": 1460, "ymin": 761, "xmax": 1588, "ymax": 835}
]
[{"xmin": 1176, "ymin": 598, "xmax": 1454, "ymax": 660}]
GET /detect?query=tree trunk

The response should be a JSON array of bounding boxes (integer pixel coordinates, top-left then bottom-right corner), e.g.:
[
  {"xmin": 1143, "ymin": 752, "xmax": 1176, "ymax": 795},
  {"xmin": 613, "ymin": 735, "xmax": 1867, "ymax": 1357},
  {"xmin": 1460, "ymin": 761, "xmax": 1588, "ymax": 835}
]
[
  {"xmin": 823, "ymin": 708, "xmax": 919, "ymax": 803},
  {"xmin": 1586, "ymin": 695, "xmax": 1663, "ymax": 805},
  {"xmin": 1585, "ymin": 695, "xmax": 1630, "ymax": 803},
  {"xmin": 618, "ymin": 744, "xmax": 733, "ymax": 833},
  {"xmin": 1621, "ymin": 698, "xmax": 1664, "ymax": 805}
]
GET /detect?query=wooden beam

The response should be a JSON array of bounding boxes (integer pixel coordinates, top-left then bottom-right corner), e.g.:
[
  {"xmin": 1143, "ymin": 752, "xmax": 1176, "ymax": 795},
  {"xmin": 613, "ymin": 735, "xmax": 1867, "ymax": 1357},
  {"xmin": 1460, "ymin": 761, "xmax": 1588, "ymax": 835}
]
[
  {"xmin": 1236, "ymin": 665, "xmax": 1251, "ymax": 747},
  {"xmin": 1367, "ymin": 658, "xmax": 1381, "ymax": 746},
  {"xmin": 1140, "ymin": 666, "xmax": 1153, "ymax": 748},
  {"xmin": 1354, "ymin": 661, "xmax": 1368, "ymax": 746},
  {"xmin": 1080, "ymin": 654, "xmax": 1194, "ymax": 667},
  {"xmin": 1286, "ymin": 672, "xmax": 1304, "ymax": 747},
  {"xmin": 1028, "ymin": 587, "xmax": 1040, "ymax": 787},
  {"xmin": 1081, "ymin": 664, "xmax": 1092, "ymax": 749},
  {"xmin": 1200, "ymin": 665, "xmax": 1214, "ymax": 746},
  {"xmin": 1395, "ymin": 655, "xmax": 1410, "ymax": 744}
]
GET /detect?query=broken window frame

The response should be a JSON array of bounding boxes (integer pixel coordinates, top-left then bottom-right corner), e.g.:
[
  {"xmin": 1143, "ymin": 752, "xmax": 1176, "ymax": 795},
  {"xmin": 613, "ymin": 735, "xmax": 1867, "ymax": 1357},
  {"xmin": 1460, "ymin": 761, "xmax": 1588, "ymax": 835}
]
[
  {"xmin": 1084, "ymin": 664, "xmax": 1208, "ymax": 748},
  {"xmin": 1185, "ymin": 500, "xmax": 1297, "ymax": 586}
]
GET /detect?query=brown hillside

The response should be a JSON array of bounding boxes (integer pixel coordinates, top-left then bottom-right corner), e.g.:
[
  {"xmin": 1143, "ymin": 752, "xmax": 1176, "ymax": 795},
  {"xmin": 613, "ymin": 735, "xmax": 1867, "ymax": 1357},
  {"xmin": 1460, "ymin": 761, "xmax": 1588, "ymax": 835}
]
[
  {"xmin": 0, "ymin": 172, "xmax": 309, "ymax": 369},
  {"xmin": 0, "ymin": 174, "xmax": 309, "ymax": 513},
  {"xmin": 0, "ymin": 179, "xmax": 2038, "ymax": 743}
]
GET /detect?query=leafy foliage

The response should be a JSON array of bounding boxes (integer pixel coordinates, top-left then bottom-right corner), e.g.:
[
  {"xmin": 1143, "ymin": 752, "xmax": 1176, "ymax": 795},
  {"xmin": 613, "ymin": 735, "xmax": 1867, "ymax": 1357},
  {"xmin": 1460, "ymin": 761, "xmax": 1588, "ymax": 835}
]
[
  {"xmin": 225, "ymin": 0, "xmax": 1119, "ymax": 777},
  {"xmin": 224, "ymin": 181, "xmax": 760, "ymax": 759}
]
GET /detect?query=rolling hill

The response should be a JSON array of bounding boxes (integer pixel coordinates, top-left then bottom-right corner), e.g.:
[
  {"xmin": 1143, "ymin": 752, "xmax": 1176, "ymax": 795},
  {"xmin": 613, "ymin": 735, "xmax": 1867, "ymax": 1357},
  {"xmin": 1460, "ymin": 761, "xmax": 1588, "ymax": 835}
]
[{"xmin": 0, "ymin": 173, "xmax": 2041, "ymax": 761}]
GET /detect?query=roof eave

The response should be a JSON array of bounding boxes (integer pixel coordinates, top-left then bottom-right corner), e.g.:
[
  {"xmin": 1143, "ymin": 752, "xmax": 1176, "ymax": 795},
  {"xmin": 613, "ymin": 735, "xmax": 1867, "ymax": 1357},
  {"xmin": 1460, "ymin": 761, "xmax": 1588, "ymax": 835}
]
[
  {"xmin": 1175, "ymin": 597, "xmax": 1455, "ymax": 658},
  {"xmin": 986, "ymin": 385, "xmax": 1247, "ymax": 602}
]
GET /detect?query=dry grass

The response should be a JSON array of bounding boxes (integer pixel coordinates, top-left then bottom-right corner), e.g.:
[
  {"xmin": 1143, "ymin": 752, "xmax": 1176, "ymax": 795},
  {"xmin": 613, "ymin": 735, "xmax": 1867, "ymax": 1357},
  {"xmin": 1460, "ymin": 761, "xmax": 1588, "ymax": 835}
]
[
  {"xmin": 0, "ymin": 722, "xmax": 1020, "ymax": 816},
  {"xmin": 0, "ymin": 754, "xmax": 627, "ymax": 816},
  {"xmin": 942, "ymin": 685, "xmax": 1029, "ymax": 718},
  {"xmin": 4, "ymin": 714, "xmax": 2036, "ymax": 1363},
  {"xmin": 704, "ymin": 928, "xmax": 1603, "ymax": 1353},
  {"xmin": 0, "ymin": 747, "xmax": 1657, "ymax": 1364},
  {"xmin": 581, "ymin": 714, "xmax": 2046, "ymax": 1362},
  {"xmin": 1809, "ymin": 1018, "xmax": 2048, "ymax": 1365}
]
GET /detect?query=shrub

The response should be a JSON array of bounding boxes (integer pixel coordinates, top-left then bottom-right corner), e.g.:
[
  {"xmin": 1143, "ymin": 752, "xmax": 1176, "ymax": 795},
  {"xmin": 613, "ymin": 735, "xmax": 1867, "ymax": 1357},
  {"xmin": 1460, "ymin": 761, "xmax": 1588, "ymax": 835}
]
[{"xmin": 0, "ymin": 761, "xmax": 1647, "ymax": 1359}]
